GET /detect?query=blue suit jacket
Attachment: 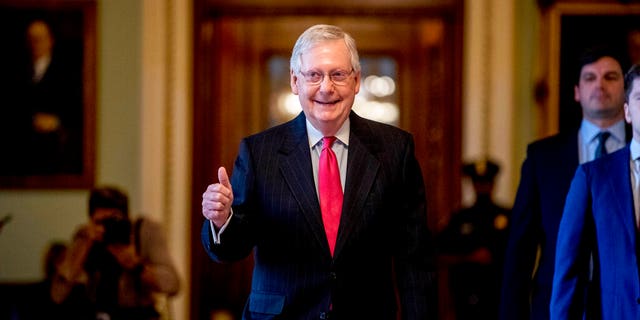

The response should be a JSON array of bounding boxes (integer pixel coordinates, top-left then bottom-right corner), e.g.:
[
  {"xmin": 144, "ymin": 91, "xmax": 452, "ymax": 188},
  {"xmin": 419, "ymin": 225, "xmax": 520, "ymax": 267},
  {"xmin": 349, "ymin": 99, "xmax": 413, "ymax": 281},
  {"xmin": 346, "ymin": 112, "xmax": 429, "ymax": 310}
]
[
  {"xmin": 500, "ymin": 132, "xmax": 579, "ymax": 320},
  {"xmin": 551, "ymin": 145, "xmax": 640, "ymax": 319},
  {"xmin": 201, "ymin": 112, "xmax": 436, "ymax": 319}
]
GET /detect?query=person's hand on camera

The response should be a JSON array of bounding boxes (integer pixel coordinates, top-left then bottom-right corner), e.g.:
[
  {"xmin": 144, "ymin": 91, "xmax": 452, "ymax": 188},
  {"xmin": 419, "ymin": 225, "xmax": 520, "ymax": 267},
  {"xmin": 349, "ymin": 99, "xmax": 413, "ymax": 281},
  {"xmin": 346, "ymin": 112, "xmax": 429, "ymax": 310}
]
[{"xmin": 77, "ymin": 222, "xmax": 105, "ymax": 243}]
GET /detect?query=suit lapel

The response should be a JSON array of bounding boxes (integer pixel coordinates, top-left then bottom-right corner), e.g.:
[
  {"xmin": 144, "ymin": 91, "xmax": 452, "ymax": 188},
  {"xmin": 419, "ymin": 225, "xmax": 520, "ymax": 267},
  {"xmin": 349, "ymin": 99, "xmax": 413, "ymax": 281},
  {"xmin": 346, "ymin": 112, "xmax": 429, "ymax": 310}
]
[
  {"xmin": 277, "ymin": 112, "xmax": 383, "ymax": 259},
  {"xmin": 278, "ymin": 113, "xmax": 330, "ymax": 255},
  {"xmin": 334, "ymin": 113, "xmax": 381, "ymax": 258}
]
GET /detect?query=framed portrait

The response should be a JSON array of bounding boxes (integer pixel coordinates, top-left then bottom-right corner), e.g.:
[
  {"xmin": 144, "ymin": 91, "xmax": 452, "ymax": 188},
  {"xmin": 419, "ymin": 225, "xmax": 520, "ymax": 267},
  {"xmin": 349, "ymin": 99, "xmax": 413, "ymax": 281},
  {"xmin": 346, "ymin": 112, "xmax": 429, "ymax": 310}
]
[
  {"xmin": 0, "ymin": 0, "xmax": 96, "ymax": 188},
  {"xmin": 539, "ymin": 2, "xmax": 640, "ymax": 137}
]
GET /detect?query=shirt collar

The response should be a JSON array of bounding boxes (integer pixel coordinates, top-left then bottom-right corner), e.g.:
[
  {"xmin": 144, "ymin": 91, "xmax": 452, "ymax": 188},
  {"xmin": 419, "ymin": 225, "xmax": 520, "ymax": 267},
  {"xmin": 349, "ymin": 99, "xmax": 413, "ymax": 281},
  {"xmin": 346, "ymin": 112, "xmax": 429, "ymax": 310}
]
[
  {"xmin": 580, "ymin": 118, "xmax": 626, "ymax": 143},
  {"xmin": 306, "ymin": 118, "xmax": 350, "ymax": 148},
  {"xmin": 632, "ymin": 139, "xmax": 640, "ymax": 161}
]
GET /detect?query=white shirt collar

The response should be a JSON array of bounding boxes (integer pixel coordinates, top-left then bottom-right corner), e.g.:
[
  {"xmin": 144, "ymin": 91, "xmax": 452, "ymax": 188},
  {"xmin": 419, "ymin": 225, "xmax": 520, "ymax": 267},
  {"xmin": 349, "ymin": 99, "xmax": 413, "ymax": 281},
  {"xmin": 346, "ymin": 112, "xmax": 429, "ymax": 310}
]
[
  {"xmin": 33, "ymin": 54, "xmax": 51, "ymax": 83},
  {"xmin": 580, "ymin": 118, "xmax": 626, "ymax": 143},
  {"xmin": 306, "ymin": 118, "xmax": 350, "ymax": 149},
  {"xmin": 631, "ymin": 139, "xmax": 640, "ymax": 161}
]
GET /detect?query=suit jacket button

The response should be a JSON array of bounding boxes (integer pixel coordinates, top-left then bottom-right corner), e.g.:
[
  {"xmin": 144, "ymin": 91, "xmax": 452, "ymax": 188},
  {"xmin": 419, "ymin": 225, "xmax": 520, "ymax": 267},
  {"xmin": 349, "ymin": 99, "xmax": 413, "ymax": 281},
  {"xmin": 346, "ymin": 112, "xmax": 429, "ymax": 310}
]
[
  {"xmin": 319, "ymin": 312, "xmax": 327, "ymax": 319},
  {"xmin": 329, "ymin": 272, "xmax": 337, "ymax": 280}
]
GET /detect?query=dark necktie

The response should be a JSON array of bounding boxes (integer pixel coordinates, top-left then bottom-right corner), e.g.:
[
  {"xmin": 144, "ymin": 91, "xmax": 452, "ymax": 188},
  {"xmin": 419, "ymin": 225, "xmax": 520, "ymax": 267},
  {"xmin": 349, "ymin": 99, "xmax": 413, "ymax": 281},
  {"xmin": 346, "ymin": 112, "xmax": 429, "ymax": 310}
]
[
  {"xmin": 594, "ymin": 131, "xmax": 611, "ymax": 159},
  {"xmin": 319, "ymin": 136, "xmax": 343, "ymax": 256}
]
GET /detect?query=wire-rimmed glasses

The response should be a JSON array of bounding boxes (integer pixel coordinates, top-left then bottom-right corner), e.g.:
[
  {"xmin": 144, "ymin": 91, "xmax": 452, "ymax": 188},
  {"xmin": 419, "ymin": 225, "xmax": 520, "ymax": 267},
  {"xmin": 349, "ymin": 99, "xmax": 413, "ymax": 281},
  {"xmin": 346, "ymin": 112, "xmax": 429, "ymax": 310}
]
[{"xmin": 297, "ymin": 69, "xmax": 354, "ymax": 86}]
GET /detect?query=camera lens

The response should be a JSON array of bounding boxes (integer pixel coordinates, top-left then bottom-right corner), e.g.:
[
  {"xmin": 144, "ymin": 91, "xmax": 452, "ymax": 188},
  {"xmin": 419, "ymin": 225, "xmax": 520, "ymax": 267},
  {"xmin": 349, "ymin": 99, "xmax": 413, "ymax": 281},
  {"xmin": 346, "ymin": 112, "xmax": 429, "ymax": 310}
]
[{"xmin": 101, "ymin": 218, "xmax": 131, "ymax": 245}]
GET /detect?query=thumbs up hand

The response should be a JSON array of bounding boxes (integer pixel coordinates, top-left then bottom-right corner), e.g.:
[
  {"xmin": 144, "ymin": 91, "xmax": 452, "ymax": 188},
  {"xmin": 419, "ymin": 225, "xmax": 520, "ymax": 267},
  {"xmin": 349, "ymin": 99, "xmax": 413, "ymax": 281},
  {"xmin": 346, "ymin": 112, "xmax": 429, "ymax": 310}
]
[{"xmin": 202, "ymin": 167, "xmax": 234, "ymax": 228}]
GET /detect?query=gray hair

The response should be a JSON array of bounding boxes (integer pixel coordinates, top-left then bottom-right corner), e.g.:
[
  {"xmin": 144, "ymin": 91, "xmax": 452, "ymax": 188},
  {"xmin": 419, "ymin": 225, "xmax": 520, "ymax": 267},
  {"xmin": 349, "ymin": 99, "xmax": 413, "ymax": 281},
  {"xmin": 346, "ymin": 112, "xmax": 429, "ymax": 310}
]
[{"xmin": 290, "ymin": 24, "xmax": 361, "ymax": 74}]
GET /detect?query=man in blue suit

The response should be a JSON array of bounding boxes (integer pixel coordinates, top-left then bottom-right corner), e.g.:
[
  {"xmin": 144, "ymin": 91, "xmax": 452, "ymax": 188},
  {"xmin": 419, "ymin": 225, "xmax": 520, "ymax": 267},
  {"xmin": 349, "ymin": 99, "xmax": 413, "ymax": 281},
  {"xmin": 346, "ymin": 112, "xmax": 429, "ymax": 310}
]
[
  {"xmin": 200, "ymin": 24, "xmax": 437, "ymax": 319},
  {"xmin": 500, "ymin": 46, "xmax": 628, "ymax": 320},
  {"xmin": 551, "ymin": 64, "xmax": 640, "ymax": 319}
]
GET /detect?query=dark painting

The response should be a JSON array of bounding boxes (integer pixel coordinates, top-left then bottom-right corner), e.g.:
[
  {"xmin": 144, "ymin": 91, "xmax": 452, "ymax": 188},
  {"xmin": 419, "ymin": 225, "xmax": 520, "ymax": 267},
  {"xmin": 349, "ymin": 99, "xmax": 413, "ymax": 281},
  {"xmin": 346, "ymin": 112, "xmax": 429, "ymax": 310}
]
[{"xmin": 0, "ymin": 1, "xmax": 95, "ymax": 188}]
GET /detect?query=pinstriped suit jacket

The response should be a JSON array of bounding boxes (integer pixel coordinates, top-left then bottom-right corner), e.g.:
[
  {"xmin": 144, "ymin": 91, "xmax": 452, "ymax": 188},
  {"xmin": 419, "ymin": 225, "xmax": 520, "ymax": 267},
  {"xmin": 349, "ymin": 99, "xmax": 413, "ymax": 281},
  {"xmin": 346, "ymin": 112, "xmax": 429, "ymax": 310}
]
[{"xmin": 202, "ymin": 111, "xmax": 436, "ymax": 319}]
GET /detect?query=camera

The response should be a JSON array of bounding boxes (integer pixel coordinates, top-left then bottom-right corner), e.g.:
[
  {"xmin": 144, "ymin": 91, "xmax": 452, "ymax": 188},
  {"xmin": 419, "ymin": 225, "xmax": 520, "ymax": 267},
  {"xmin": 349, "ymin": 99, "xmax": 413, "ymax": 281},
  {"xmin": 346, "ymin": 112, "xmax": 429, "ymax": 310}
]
[{"xmin": 100, "ymin": 217, "xmax": 132, "ymax": 245}]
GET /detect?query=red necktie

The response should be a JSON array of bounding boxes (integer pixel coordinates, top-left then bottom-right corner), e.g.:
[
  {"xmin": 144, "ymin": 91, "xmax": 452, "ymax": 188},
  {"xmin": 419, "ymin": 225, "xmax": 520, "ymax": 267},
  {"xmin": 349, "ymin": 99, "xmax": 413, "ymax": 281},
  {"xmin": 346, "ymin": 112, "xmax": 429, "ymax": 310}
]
[{"xmin": 319, "ymin": 136, "xmax": 343, "ymax": 256}]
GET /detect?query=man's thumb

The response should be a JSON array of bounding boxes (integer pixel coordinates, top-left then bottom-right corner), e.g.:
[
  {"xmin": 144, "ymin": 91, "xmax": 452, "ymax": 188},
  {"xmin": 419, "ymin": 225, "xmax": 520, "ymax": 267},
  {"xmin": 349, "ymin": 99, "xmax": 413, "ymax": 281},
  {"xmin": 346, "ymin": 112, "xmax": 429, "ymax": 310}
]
[{"xmin": 218, "ymin": 167, "xmax": 231, "ymax": 188}]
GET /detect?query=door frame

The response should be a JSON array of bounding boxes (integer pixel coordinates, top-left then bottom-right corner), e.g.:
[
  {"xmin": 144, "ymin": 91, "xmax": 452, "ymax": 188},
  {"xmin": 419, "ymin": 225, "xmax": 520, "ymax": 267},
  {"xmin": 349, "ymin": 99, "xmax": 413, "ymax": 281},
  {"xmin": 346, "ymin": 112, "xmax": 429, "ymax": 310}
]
[{"xmin": 191, "ymin": 4, "xmax": 463, "ymax": 319}]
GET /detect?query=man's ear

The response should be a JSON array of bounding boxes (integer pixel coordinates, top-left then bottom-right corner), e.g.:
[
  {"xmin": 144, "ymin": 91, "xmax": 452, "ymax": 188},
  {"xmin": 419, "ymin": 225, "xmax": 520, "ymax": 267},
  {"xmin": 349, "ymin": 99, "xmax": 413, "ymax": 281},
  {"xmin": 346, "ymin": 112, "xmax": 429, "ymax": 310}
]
[
  {"xmin": 290, "ymin": 70, "xmax": 299, "ymax": 95},
  {"xmin": 625, "ymin": 102, "xmax": 632, "ymax": 124}
]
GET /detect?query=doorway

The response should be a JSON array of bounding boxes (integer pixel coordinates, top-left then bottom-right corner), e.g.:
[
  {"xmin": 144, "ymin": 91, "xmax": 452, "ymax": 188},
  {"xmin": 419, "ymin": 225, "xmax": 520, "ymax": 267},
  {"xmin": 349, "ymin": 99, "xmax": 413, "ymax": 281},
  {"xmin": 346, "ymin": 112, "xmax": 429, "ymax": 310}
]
[{"xmin": 192, "ymin": 13, "xmax": 462, "ymax": 320}]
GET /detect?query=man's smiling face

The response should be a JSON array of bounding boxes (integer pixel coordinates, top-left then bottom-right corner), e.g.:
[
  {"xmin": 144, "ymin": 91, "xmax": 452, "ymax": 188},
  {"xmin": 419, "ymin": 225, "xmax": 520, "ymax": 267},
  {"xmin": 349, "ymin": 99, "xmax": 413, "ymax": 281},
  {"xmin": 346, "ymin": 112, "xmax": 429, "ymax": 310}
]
[{"xmin": 290, "ymin": 39, "xmax": 360, "ymax": 136}]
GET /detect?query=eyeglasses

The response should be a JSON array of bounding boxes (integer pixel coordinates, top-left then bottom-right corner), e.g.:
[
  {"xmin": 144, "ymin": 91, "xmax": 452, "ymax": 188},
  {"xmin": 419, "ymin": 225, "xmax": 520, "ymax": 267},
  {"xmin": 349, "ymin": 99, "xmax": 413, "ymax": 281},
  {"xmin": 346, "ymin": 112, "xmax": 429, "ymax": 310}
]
[{"xmin": 298, "ymin": 69, "xmax": 354, "ymax": 86}]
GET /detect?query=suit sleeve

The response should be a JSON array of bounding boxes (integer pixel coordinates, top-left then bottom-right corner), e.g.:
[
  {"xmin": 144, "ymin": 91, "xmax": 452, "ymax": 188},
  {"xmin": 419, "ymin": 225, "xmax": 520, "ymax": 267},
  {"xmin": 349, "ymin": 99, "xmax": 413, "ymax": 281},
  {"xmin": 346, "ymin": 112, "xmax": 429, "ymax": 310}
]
[
  {"xmin": 500, "ymin": 153, "xmax": 541, "ymax": 320},
  {"xmin": 202, "ymin": 138, "xmax": 259, "ymax": 263},
  {"xmin": 550, "ymin": 165, "xmax": 591, "ymax": 319}
]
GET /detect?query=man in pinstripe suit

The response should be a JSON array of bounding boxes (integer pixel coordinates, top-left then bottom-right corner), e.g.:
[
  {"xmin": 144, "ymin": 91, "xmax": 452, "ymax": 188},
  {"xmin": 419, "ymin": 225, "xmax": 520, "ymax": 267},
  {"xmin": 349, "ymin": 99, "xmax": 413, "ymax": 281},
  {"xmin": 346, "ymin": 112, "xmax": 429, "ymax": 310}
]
[{"xmin": 200, "ymin": 24, "xmax": 437, "ymax": 319}]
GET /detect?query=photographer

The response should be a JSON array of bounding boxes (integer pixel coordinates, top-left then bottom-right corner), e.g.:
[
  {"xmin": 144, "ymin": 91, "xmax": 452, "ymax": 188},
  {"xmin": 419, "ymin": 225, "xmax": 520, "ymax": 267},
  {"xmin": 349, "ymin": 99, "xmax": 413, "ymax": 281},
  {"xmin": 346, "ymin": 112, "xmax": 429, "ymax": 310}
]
[{"xmin": 54, "ymin": 186, "xmax": 180, "ymax": 320}]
